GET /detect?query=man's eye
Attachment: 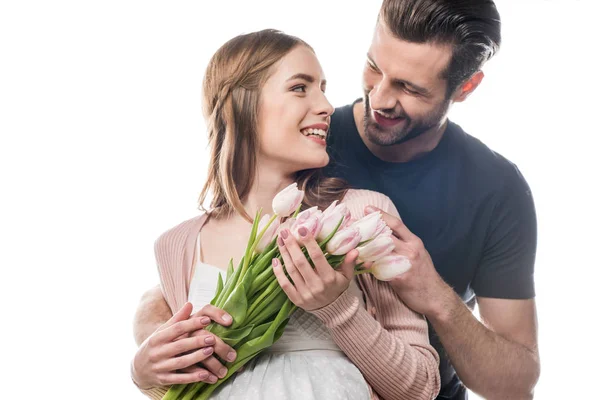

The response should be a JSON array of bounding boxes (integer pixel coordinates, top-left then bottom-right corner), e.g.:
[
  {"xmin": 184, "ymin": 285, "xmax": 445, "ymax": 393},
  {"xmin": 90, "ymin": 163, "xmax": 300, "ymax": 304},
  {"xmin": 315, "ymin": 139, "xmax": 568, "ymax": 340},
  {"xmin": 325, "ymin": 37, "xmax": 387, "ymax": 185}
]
[
  {"xmin": 404, "ymin": 87, "xmax": 419, "ymax": 96},
  {"xmin": 292, "ymin": 85, "xmax": 306, "ymax": 93}
]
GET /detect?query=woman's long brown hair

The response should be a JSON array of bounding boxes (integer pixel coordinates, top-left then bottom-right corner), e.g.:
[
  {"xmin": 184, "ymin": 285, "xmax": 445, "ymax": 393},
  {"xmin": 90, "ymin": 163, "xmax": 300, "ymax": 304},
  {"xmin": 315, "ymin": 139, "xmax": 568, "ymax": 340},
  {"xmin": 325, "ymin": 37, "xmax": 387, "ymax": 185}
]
[{"xmin": 198, "ymin": 29, "xmax": 348, "ymax": 222}]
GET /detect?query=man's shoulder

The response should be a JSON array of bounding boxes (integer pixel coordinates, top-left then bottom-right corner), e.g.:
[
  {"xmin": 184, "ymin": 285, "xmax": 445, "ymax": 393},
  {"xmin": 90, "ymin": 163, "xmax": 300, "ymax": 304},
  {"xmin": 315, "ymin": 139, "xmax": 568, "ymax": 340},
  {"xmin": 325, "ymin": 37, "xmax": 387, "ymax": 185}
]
[
  {"xmin": 330, "ymin": 101, "xmax": 359, "ymax": 136},
  {"xmin": 449, "ymin": 121, "xmax": 529, "ymax": 193}
]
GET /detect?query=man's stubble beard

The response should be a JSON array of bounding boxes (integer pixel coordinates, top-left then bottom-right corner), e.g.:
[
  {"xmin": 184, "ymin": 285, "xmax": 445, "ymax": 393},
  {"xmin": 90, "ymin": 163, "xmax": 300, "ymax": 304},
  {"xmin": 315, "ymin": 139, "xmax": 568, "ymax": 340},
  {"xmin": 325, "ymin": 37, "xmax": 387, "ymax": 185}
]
[{"xmin": 362, "ymin": 94, "xmax": 450, "ymax": 146}]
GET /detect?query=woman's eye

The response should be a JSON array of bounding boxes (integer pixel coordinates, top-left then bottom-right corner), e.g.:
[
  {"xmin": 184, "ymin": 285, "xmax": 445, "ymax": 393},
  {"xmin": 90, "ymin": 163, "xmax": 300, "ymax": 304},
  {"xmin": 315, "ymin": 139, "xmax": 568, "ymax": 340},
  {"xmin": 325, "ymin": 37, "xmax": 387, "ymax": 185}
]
[{"xmin": 292, "ymin": 85, "xmax": 306, "ymax": 93}]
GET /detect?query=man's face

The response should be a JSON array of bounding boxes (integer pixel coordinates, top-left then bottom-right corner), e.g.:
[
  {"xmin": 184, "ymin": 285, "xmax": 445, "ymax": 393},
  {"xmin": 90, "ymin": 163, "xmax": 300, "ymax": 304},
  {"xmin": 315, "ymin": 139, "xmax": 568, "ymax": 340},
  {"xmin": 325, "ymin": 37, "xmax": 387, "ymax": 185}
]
[{"xmin": 362, "ymin": 21, "xmax": 454, "ymax": 146}]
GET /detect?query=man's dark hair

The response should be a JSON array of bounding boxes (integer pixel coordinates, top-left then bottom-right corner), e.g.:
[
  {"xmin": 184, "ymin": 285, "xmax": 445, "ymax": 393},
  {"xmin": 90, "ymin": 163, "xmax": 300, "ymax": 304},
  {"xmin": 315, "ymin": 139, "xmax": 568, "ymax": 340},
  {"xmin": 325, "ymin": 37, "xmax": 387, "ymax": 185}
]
[{"xmin": 380, "ymin": 0, "xmax": 501, "ymax": 97}]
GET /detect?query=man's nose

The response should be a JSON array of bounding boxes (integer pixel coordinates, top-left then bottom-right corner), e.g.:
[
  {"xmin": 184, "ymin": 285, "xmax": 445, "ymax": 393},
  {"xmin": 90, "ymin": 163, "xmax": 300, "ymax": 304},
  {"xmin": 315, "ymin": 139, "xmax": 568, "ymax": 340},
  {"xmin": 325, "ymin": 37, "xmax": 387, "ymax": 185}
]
[{"xmin": 369, "ymin": 80, "xmax": 397, "ymax": 111}]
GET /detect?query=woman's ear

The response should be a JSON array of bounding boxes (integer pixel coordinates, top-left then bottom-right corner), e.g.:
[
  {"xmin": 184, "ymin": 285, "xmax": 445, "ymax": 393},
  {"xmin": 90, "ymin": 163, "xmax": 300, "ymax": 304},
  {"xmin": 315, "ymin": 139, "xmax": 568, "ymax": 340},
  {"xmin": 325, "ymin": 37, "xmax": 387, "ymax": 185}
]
[{"xmin": 453, "ymin": 71, "xmax": 484, "ymax": 103}]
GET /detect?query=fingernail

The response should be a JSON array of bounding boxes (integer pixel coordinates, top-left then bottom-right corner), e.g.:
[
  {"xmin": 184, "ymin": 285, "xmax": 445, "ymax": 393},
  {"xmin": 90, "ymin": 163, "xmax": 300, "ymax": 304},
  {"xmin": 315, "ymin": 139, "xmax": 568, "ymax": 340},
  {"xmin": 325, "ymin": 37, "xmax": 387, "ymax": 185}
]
[
  {"xmin": 208, "ymin": 374, "xmax": 218, "ymax": 383},
  {"xmin": 222, "ymin": 314, "xmax": 232, "ymax": 323},
  {"xmin": 298, "ymin": 227, "xmax": 307, "ymax": 237},
  {"xmin": 272, "ymin": 258, "xmax": 279, "ymax": 268},
  {"xmin": 203, "ymin": 347, "xmax": 213, "ymax": 355},
  {"xmin": 200, "ymin": 317, "xmax": 211, "ymax": 325},
  {"xmin": 204, "ymin": 336, "xmax": 215, "ymax": 345},
  {"xmin": 198, "ymin": 371, "xmax": 209, "ymax": 380},
  {"xmin": 280, "ymin": 229, "xmax": 289, "ymax": 239},
  {"xmin": 219, "ymin": 367, "xmax": 227, "ymax": 378},
  {"xmin": 277, "ymin": 236, "xmax": 285, "ymax": 246},
  {"xmin": 227, "ymin": 351, "xmax": 237, "ymax": 361}
]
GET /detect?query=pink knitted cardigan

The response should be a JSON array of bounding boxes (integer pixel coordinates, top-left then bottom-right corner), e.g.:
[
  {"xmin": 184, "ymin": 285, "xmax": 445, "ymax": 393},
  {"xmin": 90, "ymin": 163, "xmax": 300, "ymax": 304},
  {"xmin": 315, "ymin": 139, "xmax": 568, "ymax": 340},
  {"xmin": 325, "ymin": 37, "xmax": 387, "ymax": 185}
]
[{"xmin": 140, "ymin": 189, "xmax": 440, "ymax": 400}]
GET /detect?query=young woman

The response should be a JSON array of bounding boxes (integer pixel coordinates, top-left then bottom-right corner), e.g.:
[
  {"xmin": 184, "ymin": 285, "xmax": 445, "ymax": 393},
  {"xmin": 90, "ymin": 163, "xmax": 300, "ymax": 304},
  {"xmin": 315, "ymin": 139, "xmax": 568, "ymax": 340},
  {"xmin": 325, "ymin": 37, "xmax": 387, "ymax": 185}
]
[{"xmin": 132, "ymin": 29, "xmax": 440, "ymax": 400}]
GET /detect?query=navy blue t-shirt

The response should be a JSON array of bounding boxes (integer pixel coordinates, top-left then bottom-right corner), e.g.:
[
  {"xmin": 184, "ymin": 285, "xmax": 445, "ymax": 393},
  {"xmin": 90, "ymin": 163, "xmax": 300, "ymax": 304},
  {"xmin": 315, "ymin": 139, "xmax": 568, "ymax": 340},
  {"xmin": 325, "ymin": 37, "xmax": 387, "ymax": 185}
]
[{"xmin": 324, "ymin": 101, "xmax": 537, "ymax": 399}]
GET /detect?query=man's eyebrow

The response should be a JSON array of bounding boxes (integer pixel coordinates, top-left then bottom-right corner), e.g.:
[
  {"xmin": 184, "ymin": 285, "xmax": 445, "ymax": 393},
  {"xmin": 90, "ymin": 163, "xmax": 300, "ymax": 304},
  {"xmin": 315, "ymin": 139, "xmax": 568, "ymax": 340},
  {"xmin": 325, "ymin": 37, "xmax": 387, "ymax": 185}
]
[
  {"xmin": 286, "ymin": 73, "xmax": 327, "ymax": 86},
  {"xmin": 366, "ymin": 53, "xmax": 430, "ymax": 95}
]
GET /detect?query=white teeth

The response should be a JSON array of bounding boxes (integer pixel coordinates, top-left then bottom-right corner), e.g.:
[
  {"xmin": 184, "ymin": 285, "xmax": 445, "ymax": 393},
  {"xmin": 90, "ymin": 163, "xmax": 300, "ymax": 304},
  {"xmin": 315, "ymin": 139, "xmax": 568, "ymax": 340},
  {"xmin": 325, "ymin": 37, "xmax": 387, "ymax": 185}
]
[{"xmin": 301, "ymin": 128, "xmax": 327, "ymax": 138}]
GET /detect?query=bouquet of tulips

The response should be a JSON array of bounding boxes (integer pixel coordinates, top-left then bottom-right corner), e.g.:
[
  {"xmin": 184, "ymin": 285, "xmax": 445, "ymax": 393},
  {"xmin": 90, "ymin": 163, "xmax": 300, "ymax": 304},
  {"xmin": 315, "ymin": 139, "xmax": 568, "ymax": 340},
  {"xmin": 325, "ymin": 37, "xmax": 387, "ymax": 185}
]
[{"xmin": 162, "ymin": 184, "xmax": 411, "ymax": 399}]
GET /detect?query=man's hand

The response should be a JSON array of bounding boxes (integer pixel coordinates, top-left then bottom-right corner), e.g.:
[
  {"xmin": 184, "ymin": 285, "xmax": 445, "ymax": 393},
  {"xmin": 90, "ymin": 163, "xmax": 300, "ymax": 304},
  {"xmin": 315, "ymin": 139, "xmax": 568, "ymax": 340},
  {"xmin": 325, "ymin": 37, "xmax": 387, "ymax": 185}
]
[
  {"xmin": 131, "ymin": 297, "xmax": 238, "ymax": 389},
  {"xmin": 365, "ymin": 206, "xmax": 454, "ymax": 319}
]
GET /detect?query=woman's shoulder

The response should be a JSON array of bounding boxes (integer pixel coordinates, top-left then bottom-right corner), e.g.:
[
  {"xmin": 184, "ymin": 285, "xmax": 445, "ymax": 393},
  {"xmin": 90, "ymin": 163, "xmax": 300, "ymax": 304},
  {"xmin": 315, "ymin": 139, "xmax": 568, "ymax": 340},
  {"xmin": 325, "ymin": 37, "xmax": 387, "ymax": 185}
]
[
  {"xmin": 154, "ymin": 213, "xmax": 208, "ymax": 258},
  {"xmin": 342, "ymin": 189, "xmax": 399, "ymax": 219}
]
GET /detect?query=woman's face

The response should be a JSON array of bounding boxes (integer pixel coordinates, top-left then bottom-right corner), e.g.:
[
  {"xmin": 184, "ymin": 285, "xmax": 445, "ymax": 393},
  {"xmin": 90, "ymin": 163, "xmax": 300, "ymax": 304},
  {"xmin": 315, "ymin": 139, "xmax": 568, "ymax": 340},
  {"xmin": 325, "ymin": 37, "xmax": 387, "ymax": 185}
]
[{"xmin": 257, "ymin": 45, "xmax": 334, "ymax": 174}]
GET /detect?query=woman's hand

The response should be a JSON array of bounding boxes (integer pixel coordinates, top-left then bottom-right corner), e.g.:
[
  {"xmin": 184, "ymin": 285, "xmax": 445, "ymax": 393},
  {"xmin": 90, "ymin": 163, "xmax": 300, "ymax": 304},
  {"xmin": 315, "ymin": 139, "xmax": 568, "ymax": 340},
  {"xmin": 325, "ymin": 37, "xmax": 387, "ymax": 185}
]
[
  {"xmin": 273, "ymin": 227, "xmax": 358, "ymax": 311},
  {"xmin": 131, "ymin": 302, "xmax": 238, "ymax": 389}
]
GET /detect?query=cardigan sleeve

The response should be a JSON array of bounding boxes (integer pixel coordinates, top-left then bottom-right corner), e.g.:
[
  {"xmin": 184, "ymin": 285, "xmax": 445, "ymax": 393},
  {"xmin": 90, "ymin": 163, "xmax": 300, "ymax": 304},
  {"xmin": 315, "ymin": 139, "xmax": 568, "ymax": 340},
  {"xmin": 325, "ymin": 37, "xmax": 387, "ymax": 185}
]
[
  {"xmin": 310, "ymin": 189, "xmax": 441, "ymax": 399},
  {"xmin": 135, "ymin": 215, "xmax": 205, "ymax": 398}
]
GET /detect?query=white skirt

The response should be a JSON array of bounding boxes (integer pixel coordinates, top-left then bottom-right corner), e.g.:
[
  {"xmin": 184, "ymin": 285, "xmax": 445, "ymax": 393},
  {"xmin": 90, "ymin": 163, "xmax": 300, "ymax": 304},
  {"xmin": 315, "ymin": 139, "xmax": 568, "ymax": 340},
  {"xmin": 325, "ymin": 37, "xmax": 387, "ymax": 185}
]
[{"xmin": 210, "ymin": 349, "xmax": 371, "ymax": 400}]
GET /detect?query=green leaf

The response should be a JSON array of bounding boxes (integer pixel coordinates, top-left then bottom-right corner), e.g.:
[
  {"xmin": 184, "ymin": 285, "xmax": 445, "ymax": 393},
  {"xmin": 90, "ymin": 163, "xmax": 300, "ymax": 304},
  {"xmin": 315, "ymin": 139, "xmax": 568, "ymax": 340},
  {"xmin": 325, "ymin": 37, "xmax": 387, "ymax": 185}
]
[
  {"xmin": 215, "ymin": 256, "xmax": 244, "ymax": 308},
  {"xmin": 162, "ymin": 383, "xmax": 189, "ymax": 400},
  {"xmin": 220, "ymin": 282, "xmax": 249, "ymax": 329},
  {"xmin": 226, "ymin": 259, "xmax": 234, "ymax": 281},
  {"xmin": 218, "ymin": 324, "xmax": 254, "ymax": 347},
  {"xmin": 246, "ymin": 288, "xmax": 288, "ymax": 326},
  {"xmin": 318, "ymin": 216, "xmax": 345, "ymax": 249},
  {"xmin": 210, "ymin": 272, "xmax": 224, "ymax": 305},
  {"xmin": 246, "ymin": 278, "xmax": 281, "ymax": 319},
  {"xmin": 244, "ymin": 321, "xmax": 273, "ymax": 342}
]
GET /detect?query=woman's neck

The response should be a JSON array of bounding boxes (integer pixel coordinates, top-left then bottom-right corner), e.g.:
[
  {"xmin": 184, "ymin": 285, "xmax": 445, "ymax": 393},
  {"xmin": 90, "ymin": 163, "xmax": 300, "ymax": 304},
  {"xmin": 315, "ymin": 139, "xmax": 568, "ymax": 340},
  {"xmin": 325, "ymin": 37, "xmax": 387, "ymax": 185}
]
[{"xmin": 242, "ymin": 161, "xmax": 295, "ymax": 221}]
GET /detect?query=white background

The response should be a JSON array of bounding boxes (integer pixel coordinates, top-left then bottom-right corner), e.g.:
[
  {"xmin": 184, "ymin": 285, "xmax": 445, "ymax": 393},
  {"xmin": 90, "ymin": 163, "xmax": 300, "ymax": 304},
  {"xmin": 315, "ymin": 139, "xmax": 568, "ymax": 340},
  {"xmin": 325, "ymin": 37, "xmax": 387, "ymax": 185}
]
[{"xmin": 1, "ymin": 1, "xmax": 598, "ymax": 399}]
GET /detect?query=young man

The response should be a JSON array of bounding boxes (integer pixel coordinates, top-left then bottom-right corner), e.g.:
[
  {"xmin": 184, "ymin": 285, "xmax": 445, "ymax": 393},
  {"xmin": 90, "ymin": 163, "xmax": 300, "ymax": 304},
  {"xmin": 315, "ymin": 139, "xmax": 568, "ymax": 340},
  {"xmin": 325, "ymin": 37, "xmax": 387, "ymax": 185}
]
[
  {"xmin": 133, "ymin": 1, "xmax": 540, "ymax": 399},
  {"xmin": 324, "ymin": 1, "xmax": 539, "ymax": 398}
]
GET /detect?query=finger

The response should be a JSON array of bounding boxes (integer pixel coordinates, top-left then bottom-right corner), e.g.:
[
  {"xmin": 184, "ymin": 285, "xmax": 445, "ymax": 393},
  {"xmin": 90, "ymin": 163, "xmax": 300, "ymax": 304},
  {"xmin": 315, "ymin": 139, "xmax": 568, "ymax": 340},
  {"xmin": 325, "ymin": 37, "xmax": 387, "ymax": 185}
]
[
  {"xmin": 277, "ymin": 231, "xmax": 307, "ymax": 290},
  {"xmin": 160, "ymin": 368, "xmax": 216, "ymax": 385},
  {"xmin": 156, "ymin": 302, "xmax": 193, "ymax": 333},
  {"xmin": 213, "ymin": 336, "xmax": 237, "ymax": 364},
  {"xmin": 159, "ymin": 346, "xmax": 215, "ymax": 372},
  {"xmin": 272, "ymin": 258, "xmax": 300, "ymax": 304},
  {"xmin": 177, "ymin": 365, "xmax": 217, "ymax": 384},
  {"xmin": 197, "ymin": 355, "xmax": 228, "ymax": 379},
  {"xmin": 191, "ymin": 304, "xmax": 233, "ymax": 327},
  {"xmin": 287, "ymin": 227, "xmax": 320, "ymax": 285},
  {"xmin": 158, "ymin": 333, "xmax": 216, "ymax": 359},
  {"xmin": 365, "ymin": 206, "xmax": 416, "ymax": 242},
  {"xmin": 154, "ymin": 317, "xmax": 208, "ymax": 344},
  {"xmin": 174, "ymin": 315, "xmax": 213, "ymax": 341},
  {"xmin": 298, "ymin": 231, "xmax": 332, "ymax": 278},
  {"xmin": 339, "ymin": 249, "xmax": 359, "ymax": 281}
]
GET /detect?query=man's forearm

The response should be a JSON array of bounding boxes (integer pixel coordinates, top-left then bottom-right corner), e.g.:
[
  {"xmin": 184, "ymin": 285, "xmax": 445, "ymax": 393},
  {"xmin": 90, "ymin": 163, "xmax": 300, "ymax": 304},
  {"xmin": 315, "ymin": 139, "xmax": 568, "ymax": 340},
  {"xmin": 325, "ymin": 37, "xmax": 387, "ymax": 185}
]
[
  {"xmin": 133, "ymin": 285, "xmax": 172, "ymax": 346},
  {"xmin": 429, "ymin": 292, "xmax": 540, "ymax": 399}
]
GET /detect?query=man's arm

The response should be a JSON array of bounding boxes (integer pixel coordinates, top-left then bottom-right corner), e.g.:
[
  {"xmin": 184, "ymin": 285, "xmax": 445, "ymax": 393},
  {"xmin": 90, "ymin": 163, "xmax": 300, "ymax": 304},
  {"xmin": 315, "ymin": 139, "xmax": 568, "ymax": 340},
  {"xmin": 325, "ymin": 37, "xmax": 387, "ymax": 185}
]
[
  {"xmin": 428, "ymin": 289, "xmax": 539, "ymax": 399},
  {"xmin": 133, "ymin": 285, "xmax": 172, "ymax": 345},
  {"xmin": 367, "ymin": 205, "xmax": 540, "ymax": 400}
]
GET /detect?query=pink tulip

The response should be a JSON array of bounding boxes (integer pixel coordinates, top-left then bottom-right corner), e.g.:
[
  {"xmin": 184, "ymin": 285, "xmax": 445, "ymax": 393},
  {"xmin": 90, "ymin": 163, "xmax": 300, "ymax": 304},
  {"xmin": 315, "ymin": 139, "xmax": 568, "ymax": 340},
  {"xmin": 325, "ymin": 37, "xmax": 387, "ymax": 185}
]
[
  {"xmin": 373, "ymin": 218, "xmax": 388, "ymax": 238},
  {"xmin": 350, "ymin": 212, "xmax": 384, "ymax": 242},
  {"xmin": 317, "ymin": 201, "xmax": 352, "ymax": 241},
  {"xmin": 356, "ymin": 235, "xmax": 395, "ymax": 263},
  {"xmin": 255, "ymin": 214, "xmax": 281, "ymax": 253},
  {"xmin": 272, "ymin": 183, "xmax": 304, "ymax": 217},
  {"xmin": 369, "ymin": 255, "xmax": 412, "ymax": 281},
  {"xmin": 277, "ymin": 217, "xmax": 296, "ymax": 236},
  {"xmin": 325, "ymin": 227, "xmax": 361, "ymax": 255},
  {"xmin": 291, "ymin": 207, "xmax": 323, "ymax": 240}
]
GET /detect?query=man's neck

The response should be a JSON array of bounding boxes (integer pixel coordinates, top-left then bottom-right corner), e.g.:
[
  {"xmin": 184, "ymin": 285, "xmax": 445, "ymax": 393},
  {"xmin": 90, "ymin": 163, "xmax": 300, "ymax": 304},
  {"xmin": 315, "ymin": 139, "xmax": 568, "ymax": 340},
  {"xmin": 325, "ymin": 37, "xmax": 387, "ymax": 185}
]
[{"xmin": 353, "ymin": 101, "xmax": 447, "ymax": 163}]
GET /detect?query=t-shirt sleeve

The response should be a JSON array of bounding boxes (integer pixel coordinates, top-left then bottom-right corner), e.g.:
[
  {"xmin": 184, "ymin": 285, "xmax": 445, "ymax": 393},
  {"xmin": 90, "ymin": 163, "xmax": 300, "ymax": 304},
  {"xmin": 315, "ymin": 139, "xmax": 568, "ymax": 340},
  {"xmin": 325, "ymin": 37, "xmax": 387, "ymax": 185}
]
[{"xmin": 471, "ymin": 167, "xmax": 537, "ymax": 299}]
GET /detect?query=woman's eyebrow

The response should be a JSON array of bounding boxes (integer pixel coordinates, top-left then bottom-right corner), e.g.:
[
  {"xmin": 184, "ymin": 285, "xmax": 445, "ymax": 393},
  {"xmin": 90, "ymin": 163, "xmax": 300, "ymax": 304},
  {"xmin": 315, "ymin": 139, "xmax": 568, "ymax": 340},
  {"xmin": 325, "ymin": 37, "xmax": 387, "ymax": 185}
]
[{"xmin": 286, "ymin": 73, "xmax": 327, "ymax": 87}]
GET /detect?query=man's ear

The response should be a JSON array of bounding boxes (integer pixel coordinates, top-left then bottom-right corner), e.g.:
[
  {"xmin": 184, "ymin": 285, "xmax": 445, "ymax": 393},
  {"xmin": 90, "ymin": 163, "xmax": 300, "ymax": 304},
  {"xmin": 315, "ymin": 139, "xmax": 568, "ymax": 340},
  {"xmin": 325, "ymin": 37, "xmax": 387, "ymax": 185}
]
[{"xmin": 453, "ymin": 71, "xmax": 484, "ymax": 103}]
